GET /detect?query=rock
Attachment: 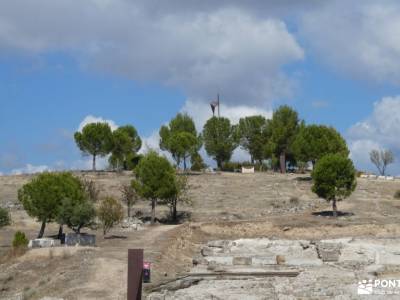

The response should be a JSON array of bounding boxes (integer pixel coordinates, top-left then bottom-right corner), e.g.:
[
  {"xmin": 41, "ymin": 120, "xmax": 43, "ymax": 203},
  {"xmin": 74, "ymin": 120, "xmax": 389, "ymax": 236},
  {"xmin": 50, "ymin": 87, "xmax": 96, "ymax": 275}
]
[
  {"xmin": 317, "ymin": 243, "xmax": 341, "ymax": 262},
  {"xmin": 65, "ymin": 233, "xmax": 96, "ymax": 246},
  {"xmin": 28, "ymin": 238, "xmax": 61, "ymax": 249},
  {"xmin": 276, "ymin": 255, "xmax": 285, "ymax": 265}
]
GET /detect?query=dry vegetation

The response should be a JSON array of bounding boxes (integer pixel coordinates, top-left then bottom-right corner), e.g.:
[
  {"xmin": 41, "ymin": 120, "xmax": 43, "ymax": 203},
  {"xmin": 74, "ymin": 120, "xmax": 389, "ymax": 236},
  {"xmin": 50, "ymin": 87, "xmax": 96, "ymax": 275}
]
[{"xmin": 1, "ymin": 171, "xmax": 400, "ymax": 299}]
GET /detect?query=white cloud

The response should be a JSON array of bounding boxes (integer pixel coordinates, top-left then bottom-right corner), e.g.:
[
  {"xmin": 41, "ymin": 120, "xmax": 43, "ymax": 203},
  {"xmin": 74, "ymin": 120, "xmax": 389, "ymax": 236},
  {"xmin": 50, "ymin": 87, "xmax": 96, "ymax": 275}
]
[
  {"xmin": 0, "ymin": 1, "xmax": 303, "ymax": 106},
  {"xmin": 139, "ymin": 130, "xmax": 162, "ymax": 154},
  {"xmin": 11, "ymin": 164, "xmax": 50, "ymax": 175},
  {"xmin": 78, "ymin": 115, "xmax": 118, "ymax": 131},
  {"xmin": 300, "ymin": 1, "xmax": 400, "ymax": 84},
  {"xmin": 347, "ymin": 96, "xmax": 400, "ymax": 174}
]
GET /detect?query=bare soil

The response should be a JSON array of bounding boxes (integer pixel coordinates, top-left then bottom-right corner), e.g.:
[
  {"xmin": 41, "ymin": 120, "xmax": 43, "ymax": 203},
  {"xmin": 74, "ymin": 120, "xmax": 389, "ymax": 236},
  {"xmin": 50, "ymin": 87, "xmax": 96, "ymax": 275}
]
[{"xmin": 0, "ymin": 172, "xmax": 400, "ymax": 299}]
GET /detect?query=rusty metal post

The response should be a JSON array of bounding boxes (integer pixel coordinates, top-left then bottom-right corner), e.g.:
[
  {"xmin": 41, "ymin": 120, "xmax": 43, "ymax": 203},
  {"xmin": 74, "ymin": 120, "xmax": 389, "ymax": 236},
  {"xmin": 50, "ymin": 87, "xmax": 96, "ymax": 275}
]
[{"xmin": 127, "ymin": 249, "xmax": 143, "ymax": 300}]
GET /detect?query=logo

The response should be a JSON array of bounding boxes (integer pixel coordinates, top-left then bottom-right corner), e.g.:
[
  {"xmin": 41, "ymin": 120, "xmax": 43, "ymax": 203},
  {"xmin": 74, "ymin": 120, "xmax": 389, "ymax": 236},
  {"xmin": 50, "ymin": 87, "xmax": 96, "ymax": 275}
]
[
  {"xmin": 358, "ymin": 280, "xmax": 373, "ymax": 295},
  {"xmin": 357, "ymin": 279, "xmax": 400, "ymax": 295}
]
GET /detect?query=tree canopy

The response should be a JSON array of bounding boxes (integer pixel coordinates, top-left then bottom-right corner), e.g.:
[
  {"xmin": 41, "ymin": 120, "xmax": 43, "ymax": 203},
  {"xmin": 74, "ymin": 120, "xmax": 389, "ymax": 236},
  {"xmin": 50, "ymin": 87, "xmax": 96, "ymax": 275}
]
[
  {"xmin": 159, "ymin": 113, "xmax": 201, "ymax": 169},
  {"xmin": 203, "ymin": 116, "xmax": 238, "ymax": 168},
  {"xmin": 292, "ymin": 124, "xmax": 349, "ymax": 166},
  {"xmin": 109, "ymin": 125, "xmax": 142, "ymax": 170},
  {"xmin": 132, "ymin": 151, "xmax": 176, "ymax": 224},
  {"xmin": 237, "ymin": 115, "xmax": 269, "ymax": 164},
  {"xmin": 269, "ymin": 106, "xmax": 299, "ymax": 173},
  {"xmin": 74, "ymin": 122, "xmax": 113, "ymax": 171},
  {"xmin": 18, "ymin": 172, "xmax": 87, "ymax": 237},
  {"xmin": 312, "ymin": 154, "xmax": 356, "ymax": 217}
]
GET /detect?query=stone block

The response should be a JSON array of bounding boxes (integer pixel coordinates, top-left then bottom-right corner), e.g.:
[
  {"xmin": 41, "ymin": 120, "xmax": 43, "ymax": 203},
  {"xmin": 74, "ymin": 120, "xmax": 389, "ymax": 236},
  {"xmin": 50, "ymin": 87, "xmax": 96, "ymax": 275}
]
[
  {"xmin": 28, "ymin": 238, "xmax": 61, "ymax": 249},
  {"xmin": 65, "ymin": 233, "xmax": 96, "ymax": 246},
  {"xmin": 233, "ymin": 256, "xmax": 252, "ymax": 265},
  {"xmin": 317, "ymin": 243, "xmax": 341, "ymax": 262}
]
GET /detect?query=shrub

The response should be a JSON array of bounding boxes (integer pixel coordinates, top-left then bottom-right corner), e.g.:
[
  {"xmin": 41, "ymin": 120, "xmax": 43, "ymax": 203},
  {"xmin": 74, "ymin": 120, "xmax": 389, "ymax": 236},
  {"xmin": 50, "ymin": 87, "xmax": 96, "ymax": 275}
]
[
  {"xmin": 12, "ymin": 231, "xmax": 29, "ymax": 248},
  {"xmin": 289, "ymin": 197, "xmax": 299, "ymax": 206},
  {"xmin": 0, "ymin": 207, "xmax": 11, "ymax": 228},
  {"xmin": 394, "ymin": 190, "xmax": 400, "ymax": 199},
  {"xmin": 221, "ymin": 162, "xmax": 242, "ymax": 172},
  {"xmin": 83, "ymin": 179, "xmax": 100, "ymax": 202},
  {"xmin": 97, "ymin": 197, "xmax": 124, "ymax": 236}
]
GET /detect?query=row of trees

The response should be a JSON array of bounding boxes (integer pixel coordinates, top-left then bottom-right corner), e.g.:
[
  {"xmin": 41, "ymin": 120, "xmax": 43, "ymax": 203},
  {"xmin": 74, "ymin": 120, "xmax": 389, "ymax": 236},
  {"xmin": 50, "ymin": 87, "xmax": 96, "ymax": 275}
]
[
  {"xmin": 74, "ymin": 106, "xmax": 350, "ymax": 173},
  {"xmin": 202, "ymin": 106, "xmax": 348, "ymax": 172}
]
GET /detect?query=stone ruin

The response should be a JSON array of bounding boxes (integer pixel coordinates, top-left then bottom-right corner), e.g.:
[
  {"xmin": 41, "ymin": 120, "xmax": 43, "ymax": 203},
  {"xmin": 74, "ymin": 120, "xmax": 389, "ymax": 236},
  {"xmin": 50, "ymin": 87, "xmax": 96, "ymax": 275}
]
[{"xmin": 148, "ymin": 237, "xmax": 400, "ymax": 299}]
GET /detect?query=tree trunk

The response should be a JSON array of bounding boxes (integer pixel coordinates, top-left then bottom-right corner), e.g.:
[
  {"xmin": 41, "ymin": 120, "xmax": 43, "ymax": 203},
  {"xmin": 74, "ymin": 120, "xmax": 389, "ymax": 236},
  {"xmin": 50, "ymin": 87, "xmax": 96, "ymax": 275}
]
[
  {"xmin": 38, "ymin": 221, "xmax": 46, "ymax": 238},
  {"xmin": 172, "ymin": 199, "xmax": 177, "ymax": 222},
  {"xmin": 217, "ymin": 159, "xmax": 222, "ymax": 170},
  {"xmin": 127, "ymin": 204, "xmax": 131, "ymax": 218},
  {"xmin": 183, "ymin": 157, "xmax": 187, "ymax": 171},
  {"xmin": 279, "ymin": 152, "xmax": 286, "ymax": 174},
  {"xmin": 92, "ymin": 154, "xmax": 96, "ymax": 171},
  {"xmin": 332, "ymin": 198, "xmax": 338, "ymax": 217},
  {"xmin": 151, "ymin": 198, "xmax": 156, "ymax": 225},
  {"xmin": 57, "ymin": 225, "xmax": 63, "ymax": 240}
]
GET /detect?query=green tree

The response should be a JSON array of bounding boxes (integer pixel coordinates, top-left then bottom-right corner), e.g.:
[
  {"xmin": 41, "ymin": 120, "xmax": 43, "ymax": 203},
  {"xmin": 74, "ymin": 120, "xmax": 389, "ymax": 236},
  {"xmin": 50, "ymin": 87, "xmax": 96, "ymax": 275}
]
[
  {"xmin": 292, "ymin": 124, "xmax": 349, "ymax": 167},
  {"xmin": 109, "ymin": 125, "xmax": 142, "ymax": 171},
  {"xmin": 132, "ymin": 151, "xmax": 176, "ymax": 224},
  {"xmin": 203, "ymin": 117, "xmax": 238, "ymax": 168},
  {"xmin": 57, "ymin": 196, "xmax": 96, "ymax": 234},
  {"xmin": 97, "ymin": 197, "xmax": 124, "ymax": 236},
  {"xmin": 270, "ymin": 106, "xmax": 299, "ymax": 173},
  {"xmin": 159, "ymin": 113, "xmax": 201, "ymax": 170},
  {"xmin": 190, "ymin": 152, "xmax": 206, "ymax": 171},
  {"xmin": 237, "ymin": 115, "xmax": 269, "ymax": 165},
  {"xmin": 74, "ymin": 122, "xmax": 113, "ymax": 171},
  {"xmin": 312, "ymin": 154, "xmax": 357, "ymax": 217},
  {"xmin": 18, "ymin": 172, "xmax": 87, "ymax": 238}
]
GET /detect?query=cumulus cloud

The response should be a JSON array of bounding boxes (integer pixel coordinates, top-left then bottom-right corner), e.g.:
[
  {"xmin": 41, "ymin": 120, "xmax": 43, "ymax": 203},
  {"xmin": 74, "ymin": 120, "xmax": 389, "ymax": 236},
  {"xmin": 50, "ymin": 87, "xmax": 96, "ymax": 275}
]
[
  {"xmin": 300, "ymin": 1, "xmax": 400, "ymax": 84},
  {"xmin": 347, "ymin": 96, "xmax": 400, "ymax": 174},
  {"xmin": 0, "ymin": 1, "xmax": 304, "ymax": 106},
  {"xmin": 78, "ymin": 115, "xmax": 118, "ymax": 132},
  {"xmin": 11, "ymin": 164, "xmax": 50, "ymax": 175}
]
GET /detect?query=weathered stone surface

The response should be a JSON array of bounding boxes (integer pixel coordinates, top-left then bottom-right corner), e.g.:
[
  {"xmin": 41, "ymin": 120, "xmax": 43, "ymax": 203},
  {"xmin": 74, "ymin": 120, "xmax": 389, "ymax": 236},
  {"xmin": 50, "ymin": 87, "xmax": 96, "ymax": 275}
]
[
  {"xmin": 232, "ymin": 256, "xmax": 252, "ymax": 265},
  {"xmin": 148, "ymin": 238, "xmax": 400, "ymax": 299},
  {"xmin": 65, "ymin": 233, "xmax": 96, "ymax": 246},
  {"xmin": 317, "ymin": 243, "xmax": 341, "ymax": 262},
  {"xmin": 28, "ymin": 238, "xmax": 61, "ymax": 249}
]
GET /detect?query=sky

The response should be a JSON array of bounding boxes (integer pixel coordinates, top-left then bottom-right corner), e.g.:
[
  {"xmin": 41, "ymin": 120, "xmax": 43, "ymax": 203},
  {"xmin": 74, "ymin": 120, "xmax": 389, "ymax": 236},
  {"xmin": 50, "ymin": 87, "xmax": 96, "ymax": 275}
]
[{"xmin": 1, "ymin": 0, "xmax": 400, "ymax": 175}]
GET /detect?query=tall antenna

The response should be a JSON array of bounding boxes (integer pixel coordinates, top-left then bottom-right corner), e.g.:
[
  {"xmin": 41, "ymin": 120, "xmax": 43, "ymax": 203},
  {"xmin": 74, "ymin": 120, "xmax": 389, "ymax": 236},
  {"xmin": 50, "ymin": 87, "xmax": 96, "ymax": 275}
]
[{"xmin": 217, "ymin": 93, "xmax": 220, "ymax": 118}]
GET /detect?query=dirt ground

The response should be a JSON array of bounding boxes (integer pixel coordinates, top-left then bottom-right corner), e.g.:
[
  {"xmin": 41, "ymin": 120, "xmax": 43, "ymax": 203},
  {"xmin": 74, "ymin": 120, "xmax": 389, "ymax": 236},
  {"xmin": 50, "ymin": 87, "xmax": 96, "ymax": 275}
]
[{"xmin": 0, "ymin": 172, "xmax": 400, "ymax": 299}]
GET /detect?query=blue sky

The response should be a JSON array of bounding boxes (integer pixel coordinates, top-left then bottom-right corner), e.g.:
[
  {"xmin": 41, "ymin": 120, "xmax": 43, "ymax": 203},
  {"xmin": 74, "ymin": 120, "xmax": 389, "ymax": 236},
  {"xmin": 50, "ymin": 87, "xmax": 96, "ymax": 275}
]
[{"xmin": 1, "ymin": 1, "xmax": 400, "ymax": 175}]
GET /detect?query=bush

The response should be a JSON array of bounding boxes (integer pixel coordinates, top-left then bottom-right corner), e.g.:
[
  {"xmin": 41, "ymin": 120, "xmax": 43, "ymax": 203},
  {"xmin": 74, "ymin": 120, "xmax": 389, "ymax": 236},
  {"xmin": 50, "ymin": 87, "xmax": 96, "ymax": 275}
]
[
  {"xmin": 394, "ymin": 190, "xmax": 400, "ymax": 199},
  {"xmin": 12, "ymin": 231, "xmax": 29, "ymax": 248},
  {"xmin": 221, "ymin": 162, "xmax": 242, "ymax": 172},
  {"xmin": 0, "ymin": 207, "xmax": 11, "ymax": 228},
  {"xmin": 97, "ymin": 197, "xmax": 124, "ymax": 236}
]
